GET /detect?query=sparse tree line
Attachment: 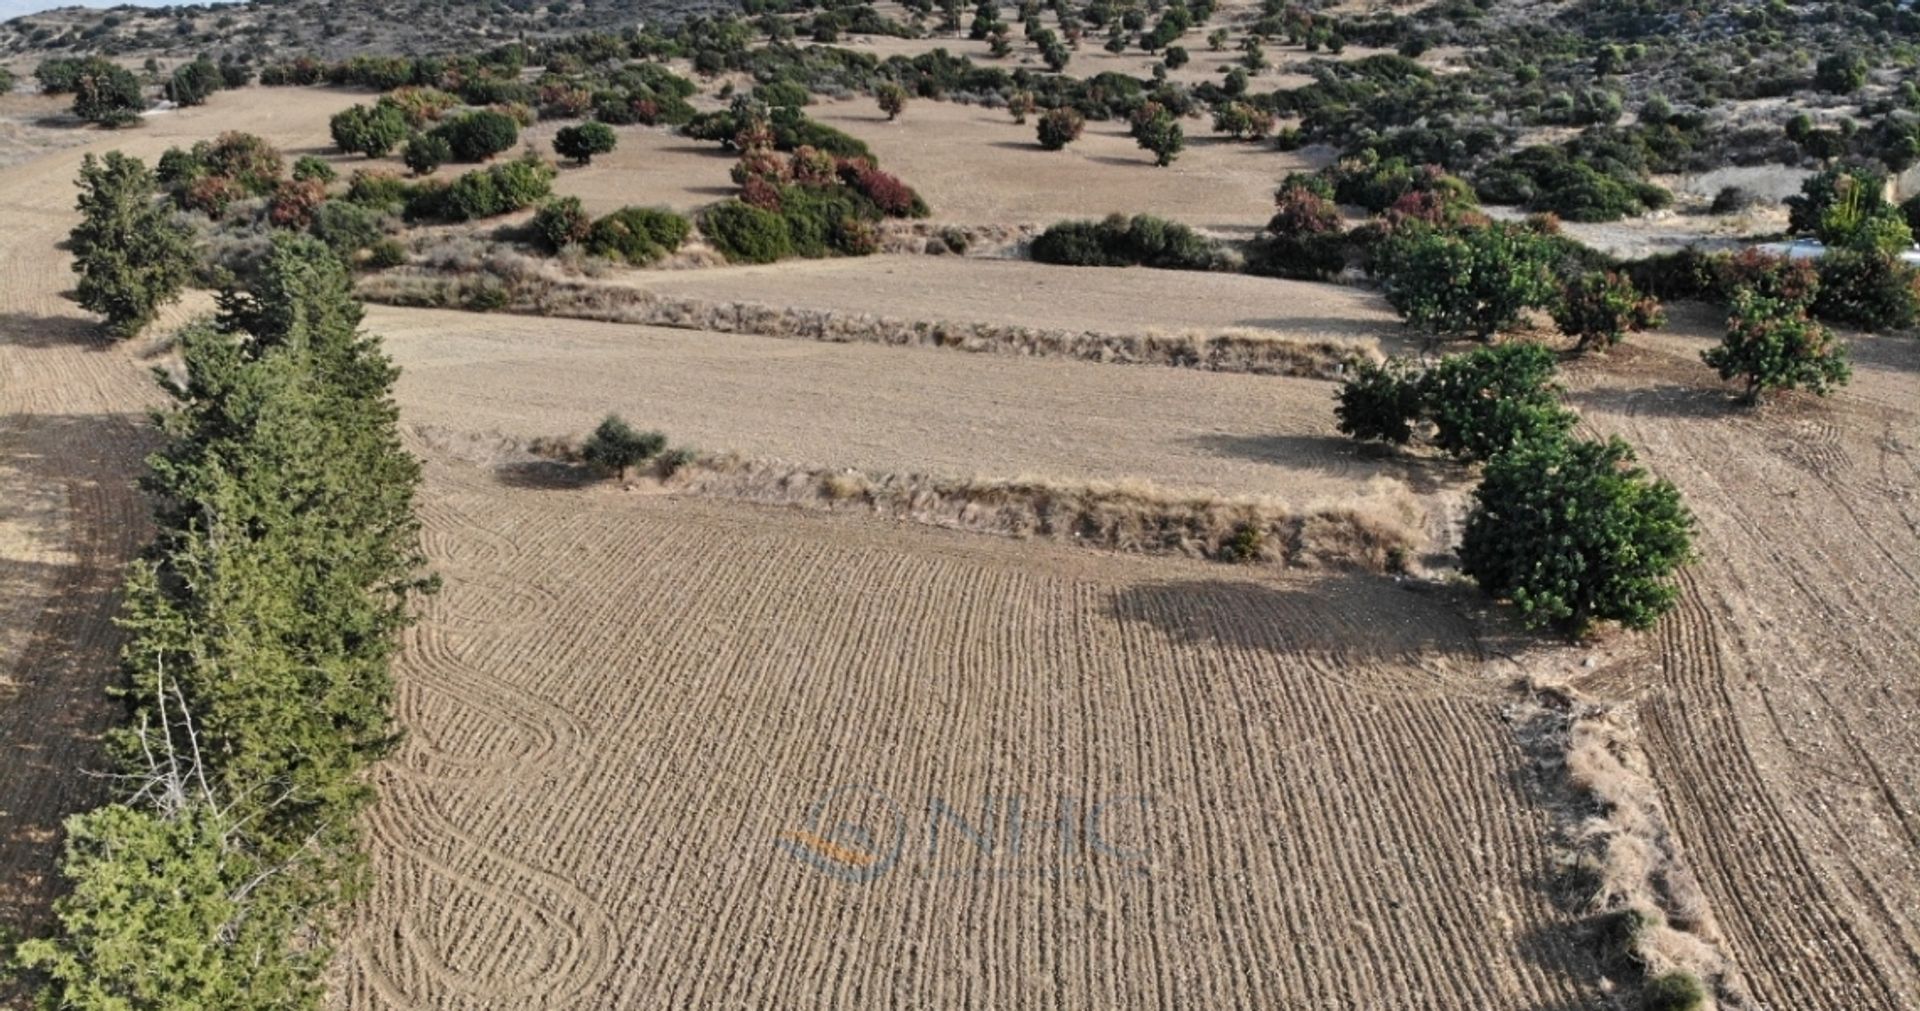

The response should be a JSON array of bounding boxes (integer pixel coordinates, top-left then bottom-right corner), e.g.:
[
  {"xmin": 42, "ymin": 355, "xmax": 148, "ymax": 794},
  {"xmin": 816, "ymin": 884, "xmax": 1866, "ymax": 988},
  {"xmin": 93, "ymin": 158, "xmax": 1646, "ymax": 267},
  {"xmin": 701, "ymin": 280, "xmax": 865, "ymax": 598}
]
[{"xmin": 9, "ymin": 185, "xmax": 429, "ymax": 1005}]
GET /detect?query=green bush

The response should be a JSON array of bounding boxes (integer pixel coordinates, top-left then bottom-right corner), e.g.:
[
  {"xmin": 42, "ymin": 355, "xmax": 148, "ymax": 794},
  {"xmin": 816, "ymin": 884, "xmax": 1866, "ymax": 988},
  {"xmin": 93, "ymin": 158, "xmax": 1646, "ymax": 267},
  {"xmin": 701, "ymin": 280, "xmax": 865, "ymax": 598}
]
[
  {"xmin": 587, "ymin": 206, "xmax": 691, "ymax": 263},
  {"xmin": 755, "ymin": 80, "xmax": 812, "ymax": 107},
  {"xmin": 1036, "ymin": 106, "xmax": 1085, "ymax": 150},
  {"xmin": 404, "ymin": 132, "xmax": 452, "ymax": 176},
  {"xmin": 532, "ymin": 196, "xmax": 593, "ymax": 251},
  {"xmin": 1461, "ymin": 435, "xmax": 1694, "ymax": 634},
  {"xmin": 412, "ymin": 157, "xmax": 555, "ymax": 221},
  {"xmin": 309, "ymin": 200, "xmax": 382, "ymax": 255},
  {"xmin": 1030, "ymin": 213, "xmax": 1222, "ymax": 270},
  {"xmin": 1380, "ymin": 224, "xmax": 1556, "ymax": 339},
  {"xmin": 292, "ymin": 155, "xmax": 337, "ymax": 183},
  {"xmin": 1706, "ymin": 290, "xmax": 1852, "ymax": 404},
  {"xmin": 330, "ymin": 104, "xmax": 408, "ymax": 158},
  {"xmin": 1813, "ymin": 249, "xmax": 1920, "ymax": 331},
  {"xmin": 1553, "ymin": 271, "xmax": 1664, "ymax": 352},
  {"xmin": 70, "ymin": 59, "xmax": 144, "ymax": 127},
  {"xmin": 1334, "ymin": 357, "xmax": 1425, "ymax": 444},
  {"xmin": 1421, "ymin": 343, "xmax": 1575, "ymax": 462},
  {"xmin": 430, "ymin": 108, "xmax": 521, "ymax": 162},
  {"xmin": 702, "ymin": 200, "xmax": 794, "ymax": 263},
  {"xmin": 582, "ymin": 414, "xmax": 666, "ymax": 478},
  {"xmin": 167, "ymin": 57, "xmax": 223, "ymax": 107},
  {"xmin": 553, "ymin": 121, "xmax": 618, "ymax": 164},
  {"xmin": 1129, "ymin": 101, "xmax": 1184, "ymax": 166},
  {"xmin": 1641, "ymin": 972, "xmax": 1707, "ymax": 1011}
]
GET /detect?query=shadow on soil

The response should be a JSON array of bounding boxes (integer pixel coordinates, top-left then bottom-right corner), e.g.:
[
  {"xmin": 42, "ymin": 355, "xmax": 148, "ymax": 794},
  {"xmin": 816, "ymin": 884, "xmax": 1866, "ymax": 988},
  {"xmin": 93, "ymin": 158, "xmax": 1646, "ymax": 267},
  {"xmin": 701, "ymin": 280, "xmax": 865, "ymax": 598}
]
[
  {"xmin": 1105, "ymin": 573, "xmax": 1481, "ymax": 660},
  {"xmin": 0, "ymin": 311, "xmax": 115, "ymax": 351},
  {"xmin": 0, "ymin": 413, "xmax": 153, "ymax": 940},
  {"xmin": 493, "ymin": 459, "xmax": 596, "ymax": 490}
]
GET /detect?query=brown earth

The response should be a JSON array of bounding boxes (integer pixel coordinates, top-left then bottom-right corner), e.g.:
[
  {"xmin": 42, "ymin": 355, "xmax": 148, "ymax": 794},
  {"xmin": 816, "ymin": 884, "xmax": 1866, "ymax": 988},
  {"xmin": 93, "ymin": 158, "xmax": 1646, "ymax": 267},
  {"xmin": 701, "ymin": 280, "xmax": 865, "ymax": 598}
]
[{"xmin": 0, "ymin": 81, "xmax": 1917, "ymax": 1011}]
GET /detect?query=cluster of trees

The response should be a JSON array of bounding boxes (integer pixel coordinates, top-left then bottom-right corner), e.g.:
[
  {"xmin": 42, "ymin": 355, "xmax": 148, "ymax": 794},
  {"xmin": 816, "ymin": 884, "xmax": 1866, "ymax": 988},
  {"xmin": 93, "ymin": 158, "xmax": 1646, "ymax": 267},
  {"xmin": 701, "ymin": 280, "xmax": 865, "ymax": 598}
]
[
  {"xmin": 532, "ymin": 197, "xmax": 691, "ymax": 264},
  {"xmin": 11, "ymin": 230, "xmax": 428, "ymax": 1007},
  {"xmin": 405, "ymin": 155, "xmax": 556, "ymax": 222},
  {"xmin": 40, "ymin": 55, "xmax": 144, "ymax": 126},
  {"xmin": 697, "ymin": 103, "xmax": 928, "ymax": 264},
  {"xmin": 1030, "ymin": 213, "xmax": 1223, "ymax": 270},
  {"xmin": 1336, "ymin": 344, "xmax": 1695, "ymax": 635}
]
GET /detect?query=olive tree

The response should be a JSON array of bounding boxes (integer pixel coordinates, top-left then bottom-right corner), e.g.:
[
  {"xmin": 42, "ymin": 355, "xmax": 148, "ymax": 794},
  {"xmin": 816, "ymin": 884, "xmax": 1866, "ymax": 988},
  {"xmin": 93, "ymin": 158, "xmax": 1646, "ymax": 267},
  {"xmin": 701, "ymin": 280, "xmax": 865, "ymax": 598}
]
[
  {"xmin": 1703, "ymin": 290, "xmax": 1851, "ymax": 405},
  {"xmin": 582, "ymin": 414, "xmax": 666, "ymax": 479}
]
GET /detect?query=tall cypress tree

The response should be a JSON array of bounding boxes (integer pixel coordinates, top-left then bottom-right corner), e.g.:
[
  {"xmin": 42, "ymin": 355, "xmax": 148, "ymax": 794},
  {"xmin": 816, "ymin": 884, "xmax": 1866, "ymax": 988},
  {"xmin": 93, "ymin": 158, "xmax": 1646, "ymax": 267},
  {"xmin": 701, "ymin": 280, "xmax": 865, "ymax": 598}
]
[{"xmin": 70, "ymin": 152, "xmax": 193, "ymax": 338}]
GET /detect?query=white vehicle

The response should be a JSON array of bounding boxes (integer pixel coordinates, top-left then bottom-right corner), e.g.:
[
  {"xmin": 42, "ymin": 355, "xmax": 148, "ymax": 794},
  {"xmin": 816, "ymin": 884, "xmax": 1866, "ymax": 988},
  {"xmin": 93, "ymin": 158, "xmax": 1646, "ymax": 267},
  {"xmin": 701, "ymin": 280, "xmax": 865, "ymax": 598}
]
[{"xmin": 1754, "ymin": 237, "xmax": 1920, "ymax": 266}]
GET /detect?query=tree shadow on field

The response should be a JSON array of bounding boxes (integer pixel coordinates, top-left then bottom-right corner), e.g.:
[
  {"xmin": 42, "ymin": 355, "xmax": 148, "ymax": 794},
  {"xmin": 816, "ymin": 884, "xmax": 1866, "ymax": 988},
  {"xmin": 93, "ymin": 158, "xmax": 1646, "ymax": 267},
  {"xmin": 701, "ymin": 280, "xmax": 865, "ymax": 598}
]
[
  {"xmin": 659, "ymin": 143, "xmax": 741, "ymax": 161},
  {"xmin": 493, "ymin": 459, "xmax": 596, "ymax": 490},
  {"xmin": 987, "ymin": 139, "xmax": 1041, "ymax": 152},
  {"xmin": 1566, "ymin": 382, "xmax": 1734, "ymax": 421},
  {"xmin": 0, "ymin": 311, "xmax": 115, "ymax": 351},
  {"xmin": 0, "ymin": 414, "xmax": 154, "ymax": 940},
  {"xmin": 1106, "ymin": 574, "xmax": 1482, "ymax": 662}
]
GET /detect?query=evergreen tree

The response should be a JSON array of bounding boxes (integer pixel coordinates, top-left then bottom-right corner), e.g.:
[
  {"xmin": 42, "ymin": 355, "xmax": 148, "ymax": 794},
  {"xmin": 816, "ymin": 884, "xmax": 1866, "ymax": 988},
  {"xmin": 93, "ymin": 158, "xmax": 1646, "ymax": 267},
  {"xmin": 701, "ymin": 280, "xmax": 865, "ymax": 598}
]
[{"xmin": 70, "ymin": 152, "xmax": 193, "ymax": 338}]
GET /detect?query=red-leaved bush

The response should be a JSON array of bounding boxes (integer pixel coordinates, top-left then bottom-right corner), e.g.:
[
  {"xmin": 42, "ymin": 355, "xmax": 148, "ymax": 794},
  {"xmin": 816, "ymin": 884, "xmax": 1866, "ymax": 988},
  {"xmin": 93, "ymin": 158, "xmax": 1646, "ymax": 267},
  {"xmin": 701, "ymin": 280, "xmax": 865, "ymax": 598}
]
[
  {"xmin": 740, "ymin": 175, "xmax": 784, "ymax": 212},
  {"xmin": 268, "ymin": 178, "xmax": 328, "ymax": 228}
]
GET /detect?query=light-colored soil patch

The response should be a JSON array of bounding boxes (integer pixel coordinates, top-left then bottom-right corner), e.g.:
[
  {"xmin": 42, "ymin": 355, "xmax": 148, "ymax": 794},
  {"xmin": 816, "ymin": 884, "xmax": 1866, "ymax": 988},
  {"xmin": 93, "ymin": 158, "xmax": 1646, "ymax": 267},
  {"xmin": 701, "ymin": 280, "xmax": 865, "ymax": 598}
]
[
  {"xmin": 809, "ymin": 96, "xmax": 1315, "ymax": 232},
  {"xmin": 366, "ymin": 303, "xmax": 1422, "ymax": 503}
]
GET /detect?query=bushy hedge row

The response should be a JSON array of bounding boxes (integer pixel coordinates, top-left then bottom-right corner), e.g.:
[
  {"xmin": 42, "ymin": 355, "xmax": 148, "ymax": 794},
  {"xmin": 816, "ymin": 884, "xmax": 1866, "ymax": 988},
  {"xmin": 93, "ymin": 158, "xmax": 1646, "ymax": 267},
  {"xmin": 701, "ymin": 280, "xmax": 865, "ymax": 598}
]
[
  {"xmin": 403, "ymin": 155, "xmax": 556, "ymax": 221},
  {"xmin": 10, "ymin": 235, "xmax": 429, "ymax": 1008},
  {"xmin": 1030, "ymin": 214, "xmax": 1225, "ymax": 270}
]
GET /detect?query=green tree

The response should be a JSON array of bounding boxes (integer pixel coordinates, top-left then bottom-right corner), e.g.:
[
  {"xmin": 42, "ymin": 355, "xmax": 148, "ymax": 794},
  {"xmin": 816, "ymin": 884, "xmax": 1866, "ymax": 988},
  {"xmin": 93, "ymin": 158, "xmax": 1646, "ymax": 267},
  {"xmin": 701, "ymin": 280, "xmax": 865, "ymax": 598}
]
[
  {"xmin": 69, "ymin": 152, "xmax": 193, "ymax": 338},
  {"xmin": 1421, "ymin": 343, "xmax": 1575, "ymax": 462},
  {"xmin": 1129, "ymin": 102, "xmax": 1185, "ymax": 166},
  {"xmin": 166, "ymin": 56, "xmax": 223, "ymax": 107},
  {"xmin": 582, "ymin": 414, "xmax": 666, "ymax": 478},
  {"xmin": 1814, "ymin": 53, "xmax": 1868, "ymax": 94},
  {"xmin": 1460, "ymin": 435, "xmax": 1694, "ymax": 634},
  {"xmin": 1704, "ymin": 290, "xmax": 1851, "ymax": 404},
  {"xmin": 875, "ymin": 82, "xmax": 909, "ymax": 121},
  {"xmin": 553, "ymin": 121, "xmax": 617, "ymax": 164},
  {"xmin": 431, "ymin": 108, "xmax": 520, "ymax": 162},
  {"xmin": 1036, "ymin": 106, "xmax": 1084, "ymax": 150},
  {"xmin": 404, "ymin": 131, "xmax": 451, "ymax": 175},
  {"xmin": 72, "ymin": 58, "xmax": 145, "ymax": 127},
  {"xmin": 330, "ymin": 103, "xmax": 408, "ymax": 158},
  {"xmin": 1381, "ymin": 224, "xmax": 1556, "ymax": 340}
]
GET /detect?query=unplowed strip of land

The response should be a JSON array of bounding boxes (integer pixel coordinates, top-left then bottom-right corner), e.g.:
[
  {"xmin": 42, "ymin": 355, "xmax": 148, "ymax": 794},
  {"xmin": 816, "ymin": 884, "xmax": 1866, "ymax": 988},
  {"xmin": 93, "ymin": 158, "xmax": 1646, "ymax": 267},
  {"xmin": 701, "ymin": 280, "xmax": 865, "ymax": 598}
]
[
  {"xmin": 606, "ymin": 253, "xmax": 1407, "ymax": 347},
  {"xmin": 367, "ymin": 304, "xmax": 1414, "ymax": 502},
  {"xmin": 335, "ymin": 454, "xmax": 1603, "ymax": 1009},
  {"xmin": 1570, "ymin": 323, "xmax": 1920, "ymax": 1008}
]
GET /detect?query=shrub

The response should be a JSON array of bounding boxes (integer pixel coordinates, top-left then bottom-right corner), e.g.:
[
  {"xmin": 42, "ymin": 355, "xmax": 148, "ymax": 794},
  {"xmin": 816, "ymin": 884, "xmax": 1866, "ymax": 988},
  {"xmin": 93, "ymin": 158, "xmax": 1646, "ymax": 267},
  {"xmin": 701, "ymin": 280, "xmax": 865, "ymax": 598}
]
[
  {"xmin": 1813, "ymin": 249, "xmax": 1920, "ymax": 331},
  {"xmin": 1714, "ymin": 249, "xmax": 1819, "ymax": 308},
  {"xmin": 702, "ymin": 200, "xmax": 793, "ymax": 263},
  {"xmin": 1641, "ymin": 972, "xmax": 1708, "ymax": 1011},
  {"xmin": 1008, "ymin": 91, "xmax": 1037, "ymax": 124},
  {"xmin": 553, "ymin": 121, "xmax": 618, "ymax": 164},
  {"xmin": 1381, "ymin": 225, "xmax": 1556, "ymax": 340},
  {"xmin": 309, "ymin": 200, "xmax": 382, "ymax": 254},
  {"xmin": 1211, "ymin": 101, "xmax": 1274, "ymax": 141},
  {"xmin": 292, "ymin": 156, "xmax": 337, "ymax": 183},
  {"xmin": 431, "ymin": 109, "xmax": 521, "ymax": 162},
  {"xmin": 842, "ymin": 162, "xmax": 926, "ymax": 217},
  {"xmin": 756, "ymin": 80, "xmax": 811, "ymax": 107},
  {"xmin": 203, "ymin": 132, "xmax": 284, "ymax": 194},
  {"xmin": 582, "ymin": 415, "xmax": 666, "ymax": 479},
  {"xmin": 366, "ymin": 238, "xmax": 409, "ymax": 268},
  {"xmin": 179, "ymin": 175, "xmax": 245, "ymax": 218},
  {"xmin": 1704, "ymin": 290, "xmax": 1852, "ymax": 404},
  {"xmin": 587, "ymin": 206, "xmax": 691, "ymax": 264},
  {"xmin": 532, "ymin": 196, "xmax": 593, "ymax": 251},
  {"xmin": 1245, "ymin": 232, "xmax": 1347, "ymax": 279},
  {"xmin": 1553, "ymin": 271, "xmax": 1663, "ymax": 352},
  {"xmin": 1461, "ymin": 435, "xmax": 1694, "ymax": 634},
  {"xmin": 1030, "ymin": 214, "xmax": 1222, "ymax": 270},
  {"xmin": 330, "ymin": 104, "xmax": 408, "ymax": 158},
  {"xmin": 1036, "ymin": 107, "xmax": 1085, "ymax": 150},
  {"xmin": 1269, "ymin": 183, "xmax": 1342, "ymax": 236},
  {"xmin": 403, "ymin": 132, "xmax": 452, "ymax": 176},
  {"xmin": 267, "ymin": 178, "xmax": 327, "ymax": 229},
  {"xmin": 345, "ymin": 169, "xmax": 410, "ymax": 211},
  {"xmin": 1788, "ymin": 166, "xmax": 1888, "ymax": 237},
  {"xmin": 1334, "ymin": 358, "xmax": 1424, "ymax": 445},
  {"xmin": 166, "ymin": 57, "xmax": 222, "ymax": 107},
  {"xmin": 876, "ymin": 83, "xmax": 909, "ymax": 120},
  {"xmin": 69, "ymin": 152, "xmax": 194, "ymax": 337},
  {"xmin": 1421, "ymin": 343, "xmax": 1575, "ymax": 462},
  {"xmin": 379, "ymin": 86, "xmax": 459, "ymax": 128},
  {"xmin": 1815, "ymin": 53, "xmax": 1868, "ymax": 95},
  {"xmin": 1711, "ymin": 186, "xmax": 1759, "ymax": 214},
  {"xmin": 414, "ymin": 157, "xmax": 555, "ymax": 221}
]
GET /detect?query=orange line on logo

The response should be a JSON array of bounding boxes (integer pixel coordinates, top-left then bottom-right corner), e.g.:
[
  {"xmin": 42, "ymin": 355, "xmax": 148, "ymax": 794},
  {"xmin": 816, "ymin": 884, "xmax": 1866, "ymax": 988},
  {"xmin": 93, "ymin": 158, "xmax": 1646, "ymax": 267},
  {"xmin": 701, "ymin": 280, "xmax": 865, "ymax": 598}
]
[{"xmin": 780, "ymin": 830, "xmax": 878, "ymax": 867}]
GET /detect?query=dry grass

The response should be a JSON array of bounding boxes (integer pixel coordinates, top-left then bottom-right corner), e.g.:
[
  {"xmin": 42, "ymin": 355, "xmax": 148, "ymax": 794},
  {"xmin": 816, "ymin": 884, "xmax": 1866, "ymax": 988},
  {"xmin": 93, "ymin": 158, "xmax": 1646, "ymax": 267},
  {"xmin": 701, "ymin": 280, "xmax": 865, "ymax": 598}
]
[{"xmin": 359, "ymin": 264, "xmax": 1380, "ymax": 378}]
